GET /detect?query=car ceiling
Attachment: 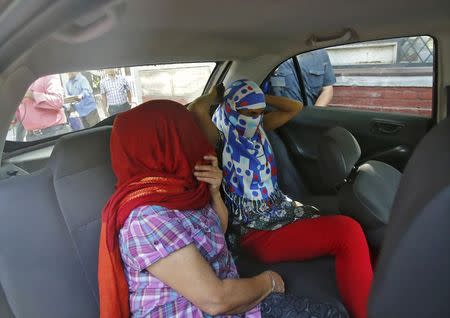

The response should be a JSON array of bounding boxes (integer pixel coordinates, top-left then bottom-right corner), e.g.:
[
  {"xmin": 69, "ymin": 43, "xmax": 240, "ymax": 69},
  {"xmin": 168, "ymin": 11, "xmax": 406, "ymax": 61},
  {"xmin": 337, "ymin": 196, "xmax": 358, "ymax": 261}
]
[
  {"xmin": 0, "ymin": 0, "xmax": 449, "ymax": 158},
  {"xmin": 1, "ymin": 0, "xmax": 450, "ymax": 75}
]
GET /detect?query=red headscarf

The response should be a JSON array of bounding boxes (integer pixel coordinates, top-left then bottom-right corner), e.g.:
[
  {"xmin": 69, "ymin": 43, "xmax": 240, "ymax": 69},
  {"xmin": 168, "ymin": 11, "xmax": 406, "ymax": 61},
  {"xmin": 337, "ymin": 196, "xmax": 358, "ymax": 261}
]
[{"xmin": 98, "ymin": 100, "xmax": 214, "ymax": 318}]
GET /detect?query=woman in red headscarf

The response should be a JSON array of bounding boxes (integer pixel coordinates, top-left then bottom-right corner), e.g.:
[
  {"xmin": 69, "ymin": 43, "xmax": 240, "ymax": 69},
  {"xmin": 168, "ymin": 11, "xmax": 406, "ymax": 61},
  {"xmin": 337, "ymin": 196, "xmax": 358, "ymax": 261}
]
[{"xmin": 98, "ymin": 100, "xmax": 347, "ymax": 318}]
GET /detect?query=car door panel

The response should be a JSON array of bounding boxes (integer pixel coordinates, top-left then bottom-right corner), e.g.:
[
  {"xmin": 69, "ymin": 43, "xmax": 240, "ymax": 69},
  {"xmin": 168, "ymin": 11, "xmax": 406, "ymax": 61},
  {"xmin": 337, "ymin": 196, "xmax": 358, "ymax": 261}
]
[{"xmin": 276, "ymin": 106, "xmax": 431, "ymax": 194}]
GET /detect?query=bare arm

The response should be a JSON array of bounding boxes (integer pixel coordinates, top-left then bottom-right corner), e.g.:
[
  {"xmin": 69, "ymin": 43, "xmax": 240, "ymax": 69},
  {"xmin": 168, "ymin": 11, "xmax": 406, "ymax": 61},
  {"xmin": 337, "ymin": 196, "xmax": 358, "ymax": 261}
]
[
  {"xmin": 194, "ymin": 155, "xmax": 228, "ymax": 232},
  {"xmin": 315, "ymin": 85, "xmax": 333, "ymax": 107},
  {"xmin": 147, "ymin": 244, "xmax": 284, "ymax": 315},
  {"xmin": 263, "ymin": 95, "xmax": 303, "ymax": 131},
  {"xmin": 122, "ymin": 77, "xmax": 132, "ymax": 104},
  {"xmin": 99, "ymin": 81, "xmax": 109, "ymax": 116},
  {"xmin": 101, "ymin": 93, "xmax": 108, "ymax": 116},
  {"xmin": 188, "ymin": 92, "xmax": 219, "ymax": 146},
  {"xmin": 127, "ymin": 90, "xmax": 132, "ymax": 104},
  {"xmin": 211, "ymin": 192, "xmax": 228, "ymax": 233}
]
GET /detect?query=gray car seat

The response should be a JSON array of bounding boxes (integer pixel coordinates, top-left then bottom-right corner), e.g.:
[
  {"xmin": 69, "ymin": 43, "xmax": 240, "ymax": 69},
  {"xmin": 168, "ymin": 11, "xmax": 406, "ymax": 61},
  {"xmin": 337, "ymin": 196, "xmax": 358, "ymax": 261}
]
[
  {"xmin": 369, "ymin": 117, "xmax": 450, "ymax": 318},
  {"xmin": 317, "ymin": 127, "xmax": 402, "ymax": 248},
  {"xmin": 267, "ymin": 130, "xmax": 339, "ymax": 215},
  {"xmin": 0, "ymin": 127, "xmax": 114, "ymax": 318}
]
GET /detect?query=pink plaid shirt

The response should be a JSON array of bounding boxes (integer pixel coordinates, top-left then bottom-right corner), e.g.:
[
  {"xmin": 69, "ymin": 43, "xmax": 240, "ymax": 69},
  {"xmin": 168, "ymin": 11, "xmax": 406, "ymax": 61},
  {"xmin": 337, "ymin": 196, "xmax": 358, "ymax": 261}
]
[{"xmin": 119, "ymin": 204, "xmax": 261, "ymax": 318}]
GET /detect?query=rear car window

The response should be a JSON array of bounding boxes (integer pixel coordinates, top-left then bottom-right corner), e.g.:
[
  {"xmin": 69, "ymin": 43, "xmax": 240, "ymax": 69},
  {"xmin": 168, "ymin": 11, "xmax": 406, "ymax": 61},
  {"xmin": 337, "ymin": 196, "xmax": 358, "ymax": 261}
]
[
  {"xmin": 266, "ymin": 36, "xmax": 434, "ymax": 117},
  {"xmin": 7, "ymin": 62, "xmax": 216, "ymax": 142}
]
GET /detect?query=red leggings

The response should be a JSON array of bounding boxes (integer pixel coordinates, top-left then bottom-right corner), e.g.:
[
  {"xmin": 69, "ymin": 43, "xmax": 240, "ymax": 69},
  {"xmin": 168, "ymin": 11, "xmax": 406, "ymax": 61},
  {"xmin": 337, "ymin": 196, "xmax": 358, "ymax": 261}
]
[{"xmin": 240, "ymin": 215, "xmax": 373, "ymax": 318}]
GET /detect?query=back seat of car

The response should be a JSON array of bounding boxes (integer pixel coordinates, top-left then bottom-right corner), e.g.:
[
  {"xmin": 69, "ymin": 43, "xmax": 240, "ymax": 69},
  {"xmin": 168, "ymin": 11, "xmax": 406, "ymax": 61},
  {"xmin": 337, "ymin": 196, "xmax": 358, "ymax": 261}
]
[
  {"xmin": 0, "ymin": 127, "xmax": 114, "ymax": 318},
  {"xmin": 266, "ymin": 130, "xmax": 340, "ymax": 215},
  {"xmin": 0, "ymin": 126, "xmax": 345, "ymax": 317}
]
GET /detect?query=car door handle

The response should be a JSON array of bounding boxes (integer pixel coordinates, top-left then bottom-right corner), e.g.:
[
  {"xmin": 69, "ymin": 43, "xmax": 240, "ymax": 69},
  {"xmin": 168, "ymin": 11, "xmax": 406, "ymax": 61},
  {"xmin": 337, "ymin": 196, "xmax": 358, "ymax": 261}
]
[{"xmin": 371, "ymin": 119, "xmax": 405, "ymax": 135}]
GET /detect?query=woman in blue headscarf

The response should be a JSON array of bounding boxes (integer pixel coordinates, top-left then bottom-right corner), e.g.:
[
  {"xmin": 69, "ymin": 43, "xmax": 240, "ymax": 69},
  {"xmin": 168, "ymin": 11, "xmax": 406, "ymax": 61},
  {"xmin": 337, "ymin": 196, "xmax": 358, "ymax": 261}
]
[{"xmin": 189, "ymin": 79, "xmax": 372, "ymax": 318}]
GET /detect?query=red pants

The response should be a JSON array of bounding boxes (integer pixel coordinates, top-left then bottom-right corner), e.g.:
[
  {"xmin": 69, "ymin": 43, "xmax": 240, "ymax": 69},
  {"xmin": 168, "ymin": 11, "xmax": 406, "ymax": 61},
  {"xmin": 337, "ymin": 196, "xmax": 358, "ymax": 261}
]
[{"xmin": 240, "ymin": 215, "xmax": 373, "ymax": 318}]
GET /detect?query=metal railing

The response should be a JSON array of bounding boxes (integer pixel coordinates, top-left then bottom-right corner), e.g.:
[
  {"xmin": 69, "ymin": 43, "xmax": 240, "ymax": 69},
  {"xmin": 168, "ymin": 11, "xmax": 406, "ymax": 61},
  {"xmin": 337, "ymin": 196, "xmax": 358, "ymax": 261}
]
[{"xmin": 397, "ymin": 36, "xmax": 434, "ymax": 65}]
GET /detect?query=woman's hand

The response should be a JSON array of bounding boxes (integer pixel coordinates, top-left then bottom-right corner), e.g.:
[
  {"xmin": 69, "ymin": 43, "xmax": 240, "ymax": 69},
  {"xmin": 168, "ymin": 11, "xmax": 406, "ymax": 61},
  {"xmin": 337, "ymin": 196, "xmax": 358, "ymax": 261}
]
[
  {"xmin": 195, "ymin": 155, "xmax": 229, "ymax": 232},
  {"xmin": 204, "ymin": 83, "xmax": 224, "ymax": 105},
  {"xmin": 194, "ymin": 155, "xmax": 222, "ymax": 196},
  {"xmin": 264, "ymin": 271, "xmax": 285, "ymax": 294}
]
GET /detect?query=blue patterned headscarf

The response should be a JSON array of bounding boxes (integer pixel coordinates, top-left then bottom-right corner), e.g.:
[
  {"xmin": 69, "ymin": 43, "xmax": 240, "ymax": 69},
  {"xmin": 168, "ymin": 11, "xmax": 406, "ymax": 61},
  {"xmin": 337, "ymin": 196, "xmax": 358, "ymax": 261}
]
[{"xmin": 212, "ymin": 79, "xmax": 278, "ymax": 200}]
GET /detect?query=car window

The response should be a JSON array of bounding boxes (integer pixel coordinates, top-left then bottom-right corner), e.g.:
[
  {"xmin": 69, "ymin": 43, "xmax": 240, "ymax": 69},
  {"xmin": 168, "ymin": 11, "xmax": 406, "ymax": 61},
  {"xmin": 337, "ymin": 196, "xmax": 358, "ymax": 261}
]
[
  {"xmin": 265, "ymin": 36, "xmax": 434, "ymax": 117},
  {"xmin": 7, "ymin": 62, "xmax": 216, "ymax": 142}
]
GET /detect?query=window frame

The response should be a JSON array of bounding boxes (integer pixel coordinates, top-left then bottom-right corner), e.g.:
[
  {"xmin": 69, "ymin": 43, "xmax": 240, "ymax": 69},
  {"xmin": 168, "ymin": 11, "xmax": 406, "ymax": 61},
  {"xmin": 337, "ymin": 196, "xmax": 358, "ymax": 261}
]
[
  {"xmin": 4, "ymin": 61, "xmax": 220, "ymax": 152},
  {"xmin": 262, "ymin": 35, "xmax": 438, "ymax": 122}
]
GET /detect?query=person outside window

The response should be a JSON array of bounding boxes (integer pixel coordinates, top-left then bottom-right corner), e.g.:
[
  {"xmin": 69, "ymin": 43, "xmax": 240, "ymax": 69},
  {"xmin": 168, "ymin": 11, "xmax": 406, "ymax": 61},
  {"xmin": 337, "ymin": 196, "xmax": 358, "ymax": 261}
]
[
  {"xmin": 65, "ymin": 72, "xmax": 100, "ymax": 129},
  {"xmin": 100, "ymin": 69, "xmax": 132, "ymax": 116},
  {"xmin": 269, "ymin": 49, "xmax": 336, "ymax": 107},
  {"xmin": 15, "ymin": 74, "xmax": 70, "ymax": 141}
]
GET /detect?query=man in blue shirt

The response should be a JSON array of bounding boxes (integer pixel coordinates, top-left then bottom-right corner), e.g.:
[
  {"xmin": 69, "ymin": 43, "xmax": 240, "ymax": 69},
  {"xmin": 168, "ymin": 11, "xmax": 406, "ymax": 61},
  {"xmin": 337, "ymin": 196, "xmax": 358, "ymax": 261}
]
[
  {"xmin": 269, "ymin": 49, "xmax": 336, "ymax": 106},
  {"xmin": 65, "ymin": 72, "xmax": 100, "ymax": 128}
]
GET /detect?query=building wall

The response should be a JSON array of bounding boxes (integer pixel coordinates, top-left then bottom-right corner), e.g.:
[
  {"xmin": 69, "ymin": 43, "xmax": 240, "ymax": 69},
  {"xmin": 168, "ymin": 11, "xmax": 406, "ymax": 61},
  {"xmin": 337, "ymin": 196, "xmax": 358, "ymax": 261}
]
[{"xmin": 330, "ymin": 85, "xmax": 432, "ymax": 116}]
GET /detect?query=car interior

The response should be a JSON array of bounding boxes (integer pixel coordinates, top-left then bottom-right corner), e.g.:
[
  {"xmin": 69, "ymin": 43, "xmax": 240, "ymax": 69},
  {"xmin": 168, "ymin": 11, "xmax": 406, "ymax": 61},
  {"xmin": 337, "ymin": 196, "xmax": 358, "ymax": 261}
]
[{"xmin": 0, "ymin": 0, "xmax": 449, "ymax": 317}]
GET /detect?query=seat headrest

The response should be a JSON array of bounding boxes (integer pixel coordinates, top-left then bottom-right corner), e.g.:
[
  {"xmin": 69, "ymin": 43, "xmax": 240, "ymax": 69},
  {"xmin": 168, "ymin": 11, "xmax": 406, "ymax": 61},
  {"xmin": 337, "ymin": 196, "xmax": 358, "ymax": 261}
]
[
  {"xmin": 369, "ymin": 117, "xmax": 450, "ymax": 318},
  {"xmin": 318, "ymin": 126, "xmax": 361, "ymax": 188},
  {"xmin": 47, "ymin": 126, "xmax": 112, "ymax": 179}
]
